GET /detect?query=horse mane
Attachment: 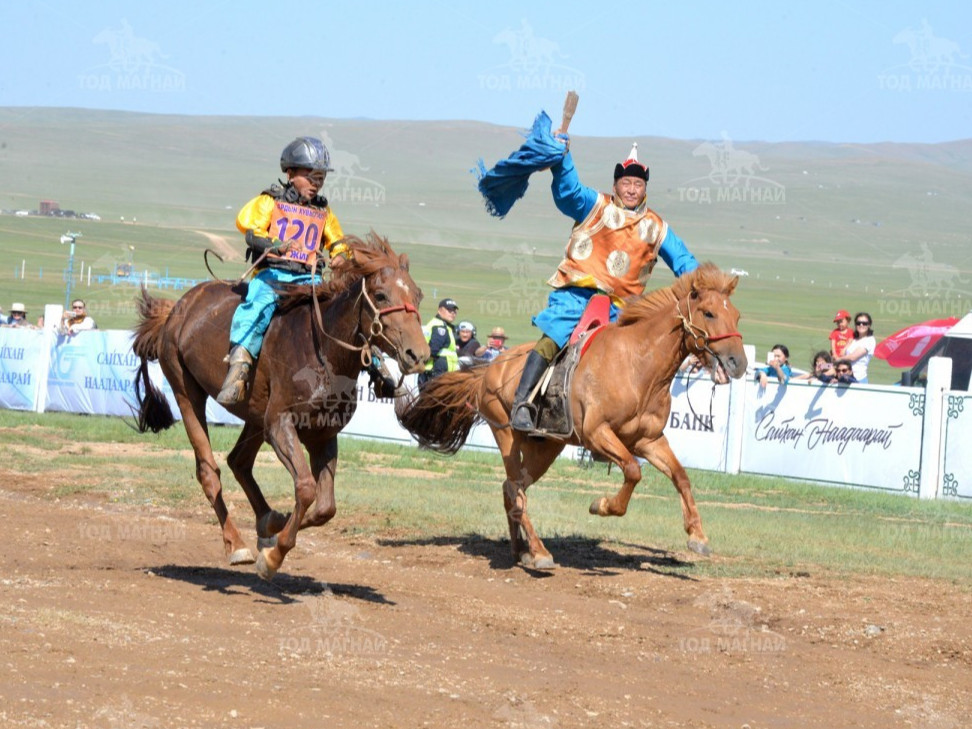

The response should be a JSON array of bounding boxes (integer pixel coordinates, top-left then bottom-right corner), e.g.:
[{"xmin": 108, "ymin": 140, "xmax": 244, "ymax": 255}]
[
  {"xmin": 275, "ymin": 232, "xmax": 406, "ymax": 312},
  {"xmin": 618, "ymin": 262, "xmax": 737, "ymax": 326}
]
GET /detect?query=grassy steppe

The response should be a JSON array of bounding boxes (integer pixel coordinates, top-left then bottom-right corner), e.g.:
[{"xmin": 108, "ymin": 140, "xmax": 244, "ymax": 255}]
[{"xmin": 1, "ymin": 107, "xmax": 971, "ymax": 383}]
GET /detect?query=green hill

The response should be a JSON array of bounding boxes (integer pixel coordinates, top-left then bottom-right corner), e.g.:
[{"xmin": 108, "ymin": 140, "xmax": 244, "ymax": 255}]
[{"xmin": 1, "ymin": 107, "xmax": 970, "ymax": 383}]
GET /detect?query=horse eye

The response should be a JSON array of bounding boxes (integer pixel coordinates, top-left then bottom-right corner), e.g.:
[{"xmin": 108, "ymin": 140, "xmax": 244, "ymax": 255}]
[
  {"xmin": 703, "ymin": 310, "xmax": 715, "ymax": 320},
  {"xmin": 374, "ymin": 291, "xmax": 389, "ymax": 304}
]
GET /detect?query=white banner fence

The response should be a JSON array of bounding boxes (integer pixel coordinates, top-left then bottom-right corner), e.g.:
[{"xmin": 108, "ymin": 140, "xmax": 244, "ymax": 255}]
[{"xmin": 1, "ymin": 327, "xmax": 967, "ymax": 500}]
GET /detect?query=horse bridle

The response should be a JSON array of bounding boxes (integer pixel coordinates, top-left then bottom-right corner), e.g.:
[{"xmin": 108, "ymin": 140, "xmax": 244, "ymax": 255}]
[
  {"xmin": 674, "ymin": 295, "xmax": 742, "ymax": 364},
  {"xmin": 315, "ymin": 277, "xmax": 421, "ymax": 368}
]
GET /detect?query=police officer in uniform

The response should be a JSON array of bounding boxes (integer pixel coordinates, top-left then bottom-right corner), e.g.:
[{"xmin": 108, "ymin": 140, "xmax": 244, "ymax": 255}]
[{"xmin": 418, "ymin": 298, "xmax": 459, "ymax": 388}]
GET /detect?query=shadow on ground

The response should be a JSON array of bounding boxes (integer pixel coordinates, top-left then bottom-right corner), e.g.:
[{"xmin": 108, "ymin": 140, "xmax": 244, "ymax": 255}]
[
  {"xmin": 376, "ymin": 533, "xmax": 698, "ymax": 579},
  {"xmin": 145, "ymin": 564, "xmax": 395, "ymax": 605}
]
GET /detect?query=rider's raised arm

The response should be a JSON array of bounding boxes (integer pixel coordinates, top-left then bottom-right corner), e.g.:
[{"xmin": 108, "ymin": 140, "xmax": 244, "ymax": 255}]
[
  {"xmin": 657, "ymin": 228, "xmax": 699, "ymax": 277},
  {"xmin": 550, "ymin": 151, "xmax": 598, "ymax": 223}
]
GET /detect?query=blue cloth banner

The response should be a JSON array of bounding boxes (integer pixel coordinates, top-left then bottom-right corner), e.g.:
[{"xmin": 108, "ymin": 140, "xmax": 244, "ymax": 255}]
[{"xmin": 475, "ymin": 110, "xmax": 567, "ymax": 218}]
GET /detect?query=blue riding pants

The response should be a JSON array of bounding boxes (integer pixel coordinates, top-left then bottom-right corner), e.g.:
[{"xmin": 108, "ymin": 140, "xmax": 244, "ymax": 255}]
[
  {"xmin": 532, "ymin": 287, "xmax": 621, "ymax": 348},
  {"xmin": 229, "ymin": 267, "xmax": 318, "ymax": 357}
]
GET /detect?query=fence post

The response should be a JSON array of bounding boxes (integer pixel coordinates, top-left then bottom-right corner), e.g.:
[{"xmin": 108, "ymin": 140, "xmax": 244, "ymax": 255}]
[
  {"xmin": 918, "ymin": 356, "xmax": 952, "ymax": 500},
  {"xmin": 724, "ymin": 343, "xmax": 755, "ymax": 474}
]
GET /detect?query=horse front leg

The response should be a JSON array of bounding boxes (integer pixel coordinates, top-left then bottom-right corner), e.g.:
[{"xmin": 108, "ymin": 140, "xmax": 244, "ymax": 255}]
[
  {"xmin": 585, "ymin": 424, "xmax": 643, "ymax": 518},
  {"xmin": 255, "ymin": 414, "xmax": 317, "ymax": 580},
  {"xmin": 301, "ymin": 435, "xmax": 338, "ymax": 529},
  {"xmin": 638, "ymin": 435, "xmax": 710, "ymax": 556},
  {"xmin": 227, "ymin": 421, "xmax": 289, "ymax": 550}
]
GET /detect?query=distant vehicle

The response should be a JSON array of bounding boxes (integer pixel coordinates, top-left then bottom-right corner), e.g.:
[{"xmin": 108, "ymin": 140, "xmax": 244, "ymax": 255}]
[
  {"xmin": 14, "ymin": 210, "xmax": 29, "ymax": 217},
  {"xmin": 80, "ymin": 212, "xmax": 102, "ymax": 220},
  {"xmin": 730, "ymin": 268, "xmax": 750, "ymax": 277}
]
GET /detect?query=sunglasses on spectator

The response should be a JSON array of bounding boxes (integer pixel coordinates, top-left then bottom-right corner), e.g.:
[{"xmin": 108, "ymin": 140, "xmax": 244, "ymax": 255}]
[
  {"xmin": 836, "ymin": 367, "xmax": 851, "ymax": 373},
  {"xmin": 855, "ymin": 320, "xmax": 870, "ymax": 326}
]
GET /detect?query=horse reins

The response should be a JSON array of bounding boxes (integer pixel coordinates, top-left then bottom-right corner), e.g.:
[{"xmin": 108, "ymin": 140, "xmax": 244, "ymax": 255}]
[
  {"xmin": 675, "ymin": 295, "xmax": 742, "ymax": 425},
  {"xmin": 313, "ymin": 277, "xmax": 420, "ymax": 369}
]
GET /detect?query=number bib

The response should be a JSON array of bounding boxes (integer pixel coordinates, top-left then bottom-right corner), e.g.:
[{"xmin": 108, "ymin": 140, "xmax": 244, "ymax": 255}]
[{"xmin": 268, "ymin": 200, "xmax": 327, "ymax": 268}]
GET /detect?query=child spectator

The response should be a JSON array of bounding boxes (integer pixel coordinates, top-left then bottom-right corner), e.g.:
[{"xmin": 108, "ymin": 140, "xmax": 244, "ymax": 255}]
[
  {"xmin": 833, "ymin": 358, "xmax": 858, "ymax": 384},
  {"xmin": 756, "ymin": 344, "xmax": 792, "ymax": 388},
  {"xmin": 830, "ymin": 309, "xmax": 853, "ymax": 358},
  {"xmin": 792, "ymin": 350, "xmax": 836, "ymax": 383}
]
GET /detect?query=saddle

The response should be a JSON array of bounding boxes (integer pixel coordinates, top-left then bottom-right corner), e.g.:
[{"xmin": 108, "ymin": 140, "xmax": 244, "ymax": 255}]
[{"xmin": 528, "ymin": 294, "xmax": 611, "ymax": 438}]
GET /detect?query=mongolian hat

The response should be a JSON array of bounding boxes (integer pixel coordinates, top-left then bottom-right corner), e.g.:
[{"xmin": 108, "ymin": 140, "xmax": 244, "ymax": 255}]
[
  {"xmin": 489, "ymin": 326, "xmax": 507, "ymax": 339},
  {"xmin": 613, "ymin": 142, "xmax": 649, "ymax": 182}
]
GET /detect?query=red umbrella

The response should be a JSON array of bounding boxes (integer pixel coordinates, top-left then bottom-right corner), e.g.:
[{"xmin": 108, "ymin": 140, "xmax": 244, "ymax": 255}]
[{"xmin": 874, "ymin": 317, "xmax": 959, "ymax": 368}]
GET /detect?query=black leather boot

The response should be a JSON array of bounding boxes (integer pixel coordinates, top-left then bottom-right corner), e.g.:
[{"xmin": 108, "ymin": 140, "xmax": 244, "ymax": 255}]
[{"xmin": 510, "ymin": 350, "xmax": 549, "ymax": 431}]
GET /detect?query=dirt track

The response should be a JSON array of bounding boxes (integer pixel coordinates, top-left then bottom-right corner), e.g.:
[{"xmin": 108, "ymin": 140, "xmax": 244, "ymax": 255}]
[{"xmin": 1, "ymin": 471, "xmax": 969, "ymax": 729}]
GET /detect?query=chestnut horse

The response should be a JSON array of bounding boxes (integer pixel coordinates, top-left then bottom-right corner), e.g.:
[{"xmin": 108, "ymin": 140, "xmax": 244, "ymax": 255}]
[
  {"xmin": 397, "ymin": 263, "xmax": 746, "ymax": 568},
  {"xmin": 132, "ymin": 233, "xmax": 429, "ymax": 579}
]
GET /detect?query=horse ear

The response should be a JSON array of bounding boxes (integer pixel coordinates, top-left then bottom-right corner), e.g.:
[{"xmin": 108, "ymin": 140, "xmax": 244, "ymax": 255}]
[
  {"xmin": 727, "ymin": 276, "xmax": 739, "ymax": 295},
  {"xmin": 399, "ymin": 253, "xmax": 410, "ymax": 271}
]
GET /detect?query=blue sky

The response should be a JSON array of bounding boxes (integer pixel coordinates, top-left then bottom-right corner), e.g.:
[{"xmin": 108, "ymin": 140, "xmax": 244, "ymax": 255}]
[{"xmin": 3, "ymin": 0, "xmax": 971, "ymax": 143}]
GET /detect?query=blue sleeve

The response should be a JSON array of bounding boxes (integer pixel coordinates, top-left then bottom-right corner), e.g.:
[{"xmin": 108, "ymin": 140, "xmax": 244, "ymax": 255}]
[
  {"xmin": 550, "ymin": 151, "xmax": 598, "ymax": 223},
  {"xmin": 657, "ymin": 227, "xmax": 699, "ymax": 277}
]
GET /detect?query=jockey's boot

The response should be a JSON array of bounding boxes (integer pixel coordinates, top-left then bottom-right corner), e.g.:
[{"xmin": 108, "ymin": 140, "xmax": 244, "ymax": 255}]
[
  {"xmin": 216, "ymin": 345, "xmax": 254, "ymax": 406},
  {"xmin": 510, "ymin": 350, "xmax": 549, "ymax": 432}
]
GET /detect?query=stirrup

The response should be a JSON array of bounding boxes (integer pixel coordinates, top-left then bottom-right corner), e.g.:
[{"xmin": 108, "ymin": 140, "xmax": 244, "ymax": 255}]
[{"xmin": 510, "ymin": 402, "xmax": 537, "ymax": 432}]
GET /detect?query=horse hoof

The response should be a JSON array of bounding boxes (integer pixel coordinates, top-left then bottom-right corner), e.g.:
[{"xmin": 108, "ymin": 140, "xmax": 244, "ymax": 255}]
[
  {"xmin": 532, "ymin": 555, "xmax": 557, "ymax": 570},
  {"xmin": 518, "ymin": 552, "xmax": 535, "ymax": 568},
  {"xmin": 589, "ymin": 497, "xmax": 607, "ymax": 516},
  {"xmin": 687, "ymin": 538, "xmax": 712, "ymax": 557},
  {"xmin": 257, "ymin": 535, "xmax": 277, "ymax": 551},
  {"xmin": 255, "ymin": 549, "xmax": 278, "ymax": 581},
  {"xmin": 229, "ymin": 548, "xmax": 255, "ymax": 565}
]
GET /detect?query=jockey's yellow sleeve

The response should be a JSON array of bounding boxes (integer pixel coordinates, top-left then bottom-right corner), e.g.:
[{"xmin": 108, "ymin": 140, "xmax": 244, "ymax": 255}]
[{"xmin": 235, "ymin": 193, "xmax": 344, "ymax": 253}]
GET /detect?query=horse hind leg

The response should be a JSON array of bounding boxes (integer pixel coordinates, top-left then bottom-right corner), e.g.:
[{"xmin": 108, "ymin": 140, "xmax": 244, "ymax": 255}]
[
  {"xmin": 173, "ymin": 379, "xmax": 254, "ymax": 565},
  {"xmin": 500, "ymin": 433, "xmax": 563, "ymax": 570}
]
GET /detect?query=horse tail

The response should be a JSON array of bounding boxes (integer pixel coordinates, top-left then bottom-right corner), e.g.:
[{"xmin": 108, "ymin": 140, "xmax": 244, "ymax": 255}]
[
  {"xmin": 396, "ymin": 369, "xmax": 488, "ymax": 454},
  {"xmin": 133, "ymin": 359, "xmax": 175, "ymax": 433},
  {"xmin": 131, "ymin": 287, "xmax": 175, "ymax": 362},
  {"xmin": 131, "ymin": 288, "xmax": 176, "ymax": 433}
]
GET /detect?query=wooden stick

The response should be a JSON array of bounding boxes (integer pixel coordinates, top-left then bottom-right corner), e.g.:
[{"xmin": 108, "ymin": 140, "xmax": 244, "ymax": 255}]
[{"xmin": 560, "ymin": 91, "xmax": 579, "ymax": 133}]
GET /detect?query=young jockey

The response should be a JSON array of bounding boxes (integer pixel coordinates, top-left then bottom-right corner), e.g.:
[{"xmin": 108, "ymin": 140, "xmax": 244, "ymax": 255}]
[
  {"xmin": 509, "ymin": 139, "xmax": 699, "ymax": 431},
  {"xmin": 217, "ymin": 136, "xmax": 349, "ymax": 405}
]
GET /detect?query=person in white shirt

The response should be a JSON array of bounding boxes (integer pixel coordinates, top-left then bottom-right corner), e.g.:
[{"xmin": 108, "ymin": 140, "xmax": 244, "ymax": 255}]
[{"xmin": 844, "ymin": 312, "xmax": 875, "ymax": 383}]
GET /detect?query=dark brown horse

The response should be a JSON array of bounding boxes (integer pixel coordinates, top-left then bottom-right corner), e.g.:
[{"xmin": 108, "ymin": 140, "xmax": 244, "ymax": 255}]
[
  {"xmin": 132, "ymin": 233, "xmax": 429, "ymax": 579},
  {"xmin": 397, "ymin": 263, "xmax": 747, "ymax": 568}
]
